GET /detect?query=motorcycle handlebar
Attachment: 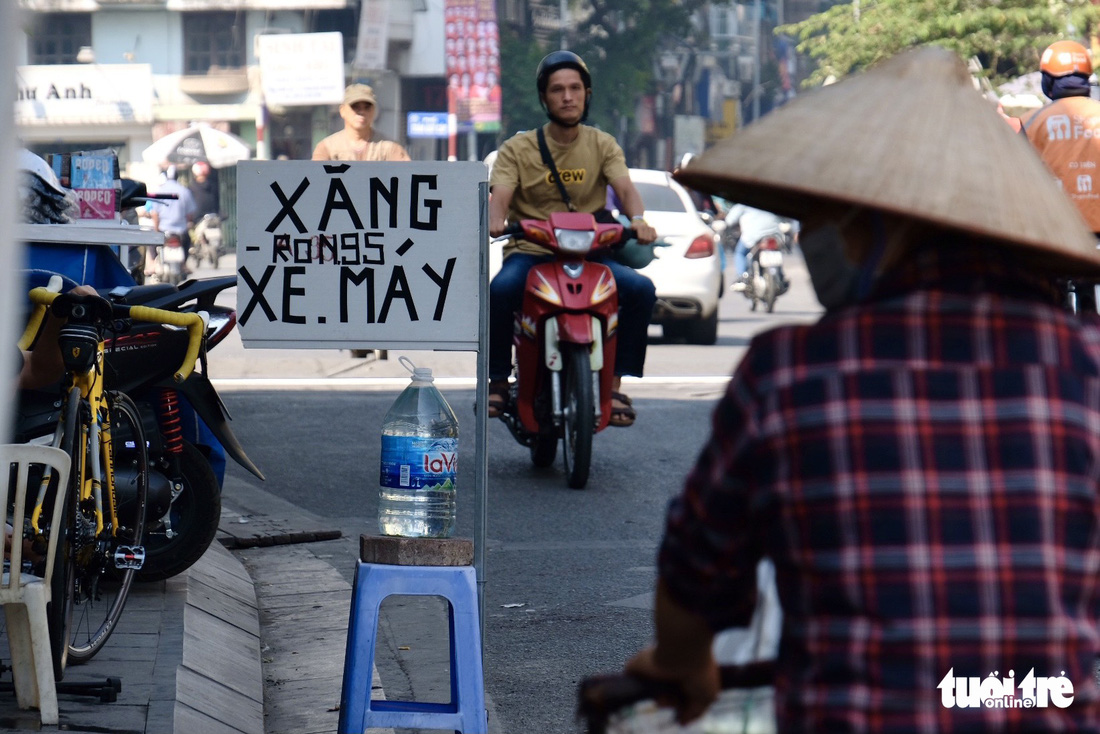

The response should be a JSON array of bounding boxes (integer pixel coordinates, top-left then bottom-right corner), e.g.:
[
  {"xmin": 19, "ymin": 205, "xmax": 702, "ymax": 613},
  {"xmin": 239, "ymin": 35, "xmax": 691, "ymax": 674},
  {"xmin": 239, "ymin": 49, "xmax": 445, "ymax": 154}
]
[
  {"xmin": 577, "ymin": 661, "xmax": 775, "ymax": 734},
  {"xmin": 24, "ymin": 287, "xmax": 207, "ymax": 383},
  {"xmin": 493, "ymin": 220, "xmax": 640, "ymax": 246}
]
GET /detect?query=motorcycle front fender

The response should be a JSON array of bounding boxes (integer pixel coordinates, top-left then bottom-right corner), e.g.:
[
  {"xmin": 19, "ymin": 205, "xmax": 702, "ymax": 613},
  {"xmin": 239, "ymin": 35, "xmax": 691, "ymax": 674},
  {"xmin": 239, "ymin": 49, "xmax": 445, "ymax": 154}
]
[
  {"xmin": 175, "ymin": 372, "xmax": 265, "ymax": 480},
  {"xmin": 556, "ymin": 312, "xmax": 595, "ymax": 345}
]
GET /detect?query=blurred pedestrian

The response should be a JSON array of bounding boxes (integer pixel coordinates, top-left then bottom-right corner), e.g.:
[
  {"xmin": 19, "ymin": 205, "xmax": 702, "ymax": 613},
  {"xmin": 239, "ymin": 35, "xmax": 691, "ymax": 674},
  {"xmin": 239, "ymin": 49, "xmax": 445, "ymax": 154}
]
[
  {"xmin": 147, "ymin": 166, "xmax": 197, "ymax": 276},
  {"xmin": 626, "ymin": 46, "xmax": 1100, "ymax": 731},
  {"xmin": 312, "ymin": 84, "xmax": 411, "ymax": 162}
]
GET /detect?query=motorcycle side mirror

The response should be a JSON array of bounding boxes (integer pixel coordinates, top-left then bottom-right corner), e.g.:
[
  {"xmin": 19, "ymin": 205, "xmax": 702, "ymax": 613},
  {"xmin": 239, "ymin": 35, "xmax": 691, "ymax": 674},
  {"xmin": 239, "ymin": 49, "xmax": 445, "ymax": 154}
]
[{"xmin": 120, "ymin": 178, "xmax": 148, "ymax": 210}]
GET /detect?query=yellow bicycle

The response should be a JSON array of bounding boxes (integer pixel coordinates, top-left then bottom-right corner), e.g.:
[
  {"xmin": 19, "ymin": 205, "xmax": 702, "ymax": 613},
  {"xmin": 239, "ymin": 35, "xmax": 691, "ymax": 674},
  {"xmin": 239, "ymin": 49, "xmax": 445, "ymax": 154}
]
[{"xmin": 20, "ymin": 281, "xmax": 205, "ymax": 677}]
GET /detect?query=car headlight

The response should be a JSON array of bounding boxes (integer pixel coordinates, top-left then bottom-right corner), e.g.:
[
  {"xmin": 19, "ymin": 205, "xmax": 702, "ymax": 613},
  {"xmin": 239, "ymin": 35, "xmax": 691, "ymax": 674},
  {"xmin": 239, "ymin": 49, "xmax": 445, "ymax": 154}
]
[{"xmin": 554, "ymin": 229, "xmax": 595, "ymax": 254}]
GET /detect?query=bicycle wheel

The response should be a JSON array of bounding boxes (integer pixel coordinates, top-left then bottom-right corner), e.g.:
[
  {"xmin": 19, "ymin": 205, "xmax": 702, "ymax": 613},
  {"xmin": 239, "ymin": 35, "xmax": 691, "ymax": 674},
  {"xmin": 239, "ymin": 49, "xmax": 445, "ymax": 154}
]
[
  {"xmin": 48, "ymin": 385, "xmax": 81, "ymax": 680},
  {"xmin": 66, "ymin": 390, "xmax": 149, "ymax": 665}
]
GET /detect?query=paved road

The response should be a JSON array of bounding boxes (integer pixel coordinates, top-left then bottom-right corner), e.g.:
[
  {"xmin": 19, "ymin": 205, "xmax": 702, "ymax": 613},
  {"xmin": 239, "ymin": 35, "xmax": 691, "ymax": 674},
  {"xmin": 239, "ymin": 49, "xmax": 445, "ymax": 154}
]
[{"xmin": 201, "ymin": 250, "xmax": 821, "ymax": 733}]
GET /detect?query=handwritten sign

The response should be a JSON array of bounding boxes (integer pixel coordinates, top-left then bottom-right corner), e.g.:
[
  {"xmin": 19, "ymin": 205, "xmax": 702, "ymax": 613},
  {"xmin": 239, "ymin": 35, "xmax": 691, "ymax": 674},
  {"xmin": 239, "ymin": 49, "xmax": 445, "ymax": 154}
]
[{"xmin": 236, "ymin": 161, "xmax": 485, "ymax": 350}]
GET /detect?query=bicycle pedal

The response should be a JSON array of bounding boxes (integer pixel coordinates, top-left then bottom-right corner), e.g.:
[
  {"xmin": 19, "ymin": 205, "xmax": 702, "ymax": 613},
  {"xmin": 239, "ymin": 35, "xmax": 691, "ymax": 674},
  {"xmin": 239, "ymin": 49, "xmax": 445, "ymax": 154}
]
[{"xmin": 114, "ymin": 545, "xmax": 145, "ymax": 570}]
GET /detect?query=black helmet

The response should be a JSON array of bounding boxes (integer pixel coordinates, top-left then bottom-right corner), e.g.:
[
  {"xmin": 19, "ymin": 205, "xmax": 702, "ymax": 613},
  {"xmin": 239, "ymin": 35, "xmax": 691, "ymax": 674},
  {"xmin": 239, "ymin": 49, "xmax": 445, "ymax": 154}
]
[{"xmin": 535, "ymin": 50, "xmax": 592, "ymax": 125}]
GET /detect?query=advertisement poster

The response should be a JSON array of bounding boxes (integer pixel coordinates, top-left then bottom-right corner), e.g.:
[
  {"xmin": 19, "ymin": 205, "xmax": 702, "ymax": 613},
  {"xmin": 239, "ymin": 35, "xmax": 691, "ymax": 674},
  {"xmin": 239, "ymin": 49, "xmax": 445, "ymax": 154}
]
[{"xmin": 445, "ymin": 0, "xmax": 501, "ymax": 133}]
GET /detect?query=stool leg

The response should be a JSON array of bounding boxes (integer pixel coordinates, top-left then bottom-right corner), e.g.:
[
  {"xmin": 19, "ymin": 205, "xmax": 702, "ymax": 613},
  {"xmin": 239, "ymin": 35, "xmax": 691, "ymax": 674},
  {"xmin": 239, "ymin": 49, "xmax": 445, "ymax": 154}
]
[
  {"xmin": 339, "ymin": 564, "xmax": 488, "ymax": 734},
  {"xmin": 449, "ymin": 569, "xmax": 487, "ymax": 734},
  {"xmin": 339, "ymin": 563, "xmax": 381, "ymax": 734}
]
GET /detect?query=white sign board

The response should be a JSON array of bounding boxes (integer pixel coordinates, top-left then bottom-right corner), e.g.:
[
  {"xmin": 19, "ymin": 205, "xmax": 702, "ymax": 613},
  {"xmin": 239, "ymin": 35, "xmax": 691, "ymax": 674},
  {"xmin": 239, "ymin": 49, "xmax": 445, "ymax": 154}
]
[
  {"xmin": 15, "ymin": 64, "xmax": 154, "ymax": 126},
  {"xmin": 236, "ymin": 161, "xmax": 485, "ymax": 350},
  {"xmin": 258, "ymin": 32, "xmax": 345, "ymax": 107}
]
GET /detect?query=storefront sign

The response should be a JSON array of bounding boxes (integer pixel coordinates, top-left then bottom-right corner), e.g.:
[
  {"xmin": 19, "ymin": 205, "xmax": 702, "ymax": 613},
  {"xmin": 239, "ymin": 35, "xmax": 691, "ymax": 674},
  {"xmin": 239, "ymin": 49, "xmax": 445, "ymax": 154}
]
[{"xmin": 15, "ymin": 64, "xmax": 153, "ymax": 126}]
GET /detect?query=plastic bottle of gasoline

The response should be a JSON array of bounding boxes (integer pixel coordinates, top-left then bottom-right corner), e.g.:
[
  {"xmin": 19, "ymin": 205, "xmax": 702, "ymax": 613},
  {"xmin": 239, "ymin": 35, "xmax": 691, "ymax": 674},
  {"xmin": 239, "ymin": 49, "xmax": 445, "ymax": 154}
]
[{"xmin": 378, "ymin": 358, "xmax": 459, "ymax": 537}]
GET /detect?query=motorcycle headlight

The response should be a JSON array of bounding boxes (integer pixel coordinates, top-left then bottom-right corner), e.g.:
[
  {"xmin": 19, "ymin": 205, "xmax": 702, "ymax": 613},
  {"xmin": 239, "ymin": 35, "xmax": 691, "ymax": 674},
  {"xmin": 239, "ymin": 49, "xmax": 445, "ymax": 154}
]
[{"xmin": 554, "ymin": 229, "xmax": 595, "ymax": 254}]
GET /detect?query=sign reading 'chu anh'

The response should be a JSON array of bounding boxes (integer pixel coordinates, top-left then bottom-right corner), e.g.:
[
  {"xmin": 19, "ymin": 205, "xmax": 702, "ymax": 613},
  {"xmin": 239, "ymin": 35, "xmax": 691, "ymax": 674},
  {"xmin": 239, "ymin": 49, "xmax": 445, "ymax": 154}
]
[{"xmin": 235, "ymin": 161, "xmax": 486, "ymax": 351}]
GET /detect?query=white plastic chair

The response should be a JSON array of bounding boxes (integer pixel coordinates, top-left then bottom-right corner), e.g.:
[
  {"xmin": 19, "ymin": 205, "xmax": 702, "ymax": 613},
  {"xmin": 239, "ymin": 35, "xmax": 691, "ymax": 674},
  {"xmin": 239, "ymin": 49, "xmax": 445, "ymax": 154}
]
[{"xmin": 1, "ymin": 443, "xmax": 70, "ymax": 725}]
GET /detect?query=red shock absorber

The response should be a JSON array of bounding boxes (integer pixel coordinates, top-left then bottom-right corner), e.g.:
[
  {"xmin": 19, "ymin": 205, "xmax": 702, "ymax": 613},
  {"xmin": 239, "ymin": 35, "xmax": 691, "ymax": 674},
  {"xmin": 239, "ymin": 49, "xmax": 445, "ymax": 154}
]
[{"xmin": 157, "ymin": 388, "xmax": 184, "ymax": 456}]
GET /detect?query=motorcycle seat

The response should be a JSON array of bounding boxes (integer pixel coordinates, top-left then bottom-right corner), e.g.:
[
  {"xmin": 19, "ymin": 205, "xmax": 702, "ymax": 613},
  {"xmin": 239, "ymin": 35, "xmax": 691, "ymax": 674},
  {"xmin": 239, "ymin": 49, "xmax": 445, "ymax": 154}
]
[{"xmin": 108, "ymin": 282, "xmax": 179, "ymax": 304}]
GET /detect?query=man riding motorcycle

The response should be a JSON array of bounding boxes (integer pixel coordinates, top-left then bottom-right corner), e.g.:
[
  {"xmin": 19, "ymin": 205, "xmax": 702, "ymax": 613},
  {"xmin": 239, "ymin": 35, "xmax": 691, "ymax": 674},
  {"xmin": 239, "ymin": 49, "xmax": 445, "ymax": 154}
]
[
  {"xmin": 1023, "ymin": 40, "xmax": 1100, "ymax": 312},
  {"xmin": 487, "ymin": 51, "xmax": 657, "ymax": 427}
]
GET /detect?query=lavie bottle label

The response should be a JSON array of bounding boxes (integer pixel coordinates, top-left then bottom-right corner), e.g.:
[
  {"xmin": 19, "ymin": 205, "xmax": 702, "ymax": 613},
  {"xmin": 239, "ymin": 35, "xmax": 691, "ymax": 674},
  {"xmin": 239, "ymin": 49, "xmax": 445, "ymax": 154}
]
[{"xmin": 380, "ymin": 436, "xmax": 458, "ymax": 490}]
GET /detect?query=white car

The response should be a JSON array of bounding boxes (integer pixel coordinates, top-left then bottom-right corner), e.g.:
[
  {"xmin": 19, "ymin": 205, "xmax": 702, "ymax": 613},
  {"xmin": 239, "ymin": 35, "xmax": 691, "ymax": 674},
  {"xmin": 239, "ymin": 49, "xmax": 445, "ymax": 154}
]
[{"xmin": 628, "ymin": 168, "xmax": 723, "ymax": 345}]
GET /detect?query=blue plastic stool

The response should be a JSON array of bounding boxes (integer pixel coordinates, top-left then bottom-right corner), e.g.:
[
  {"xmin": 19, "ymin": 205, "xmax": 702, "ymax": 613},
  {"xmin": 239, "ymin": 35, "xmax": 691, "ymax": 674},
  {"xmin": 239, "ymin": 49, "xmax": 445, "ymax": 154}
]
[{"xmin": 338, "ymin": 561, "xmax": 487, "ymax": 734}]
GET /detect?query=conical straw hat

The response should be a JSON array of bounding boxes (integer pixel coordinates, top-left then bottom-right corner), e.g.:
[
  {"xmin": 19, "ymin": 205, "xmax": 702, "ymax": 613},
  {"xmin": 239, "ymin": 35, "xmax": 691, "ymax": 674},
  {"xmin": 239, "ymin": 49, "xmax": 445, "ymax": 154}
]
[{"xmin": 676, "ymin": 45, "xmax": 1100, "ymax": 276}]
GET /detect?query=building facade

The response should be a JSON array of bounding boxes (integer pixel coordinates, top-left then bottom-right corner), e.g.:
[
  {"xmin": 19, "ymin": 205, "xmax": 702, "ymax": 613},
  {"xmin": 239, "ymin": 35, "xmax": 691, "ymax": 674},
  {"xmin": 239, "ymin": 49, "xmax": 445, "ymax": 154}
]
[{"xmin": 16, "ymin": 0, "xmax": 450, "ymax": 181}]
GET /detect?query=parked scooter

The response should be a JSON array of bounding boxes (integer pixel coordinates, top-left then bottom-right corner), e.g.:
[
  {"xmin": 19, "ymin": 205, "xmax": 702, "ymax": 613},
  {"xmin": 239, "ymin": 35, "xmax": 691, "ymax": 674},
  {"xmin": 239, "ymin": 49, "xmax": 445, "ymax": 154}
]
[
  {"xmin": 190, "ymin": 213, "xmax": 223, "ymax": 269},
  {"xmin": 16, "ymin": 274, "xmax": 263, "ymax": 581},
  {"xmin": 493, "ymin": 213, "xmax": 635, "ymax": 490},
  {"xmin": 17, "ymin": 178, "xmax": 264, "ymax": 582}
]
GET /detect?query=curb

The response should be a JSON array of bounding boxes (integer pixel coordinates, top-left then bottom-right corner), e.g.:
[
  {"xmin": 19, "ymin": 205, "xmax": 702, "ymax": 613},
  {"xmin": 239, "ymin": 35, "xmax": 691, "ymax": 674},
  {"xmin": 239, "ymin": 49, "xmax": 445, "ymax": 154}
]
[{"xmin": 175, "ymin": 542, "xmax": 264, "ymax": 734}]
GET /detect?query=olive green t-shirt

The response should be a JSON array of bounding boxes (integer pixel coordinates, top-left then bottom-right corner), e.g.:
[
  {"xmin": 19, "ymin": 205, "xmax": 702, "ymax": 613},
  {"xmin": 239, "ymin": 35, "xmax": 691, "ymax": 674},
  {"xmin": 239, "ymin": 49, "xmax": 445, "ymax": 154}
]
[{"xmin": 490, "ymin": 124, "xmax": 629, "ymax": 257}]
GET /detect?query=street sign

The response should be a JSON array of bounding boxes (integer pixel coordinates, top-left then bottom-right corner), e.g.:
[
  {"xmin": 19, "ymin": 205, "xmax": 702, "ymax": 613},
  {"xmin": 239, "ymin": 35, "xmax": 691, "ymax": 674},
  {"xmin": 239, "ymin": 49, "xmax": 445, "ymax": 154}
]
[
  {"xmin": 235, "ymin": 161, "xmax": 486, "ymax": 350},
  {"xmin": 407, "ymin": 112, "xmax": 451, "ymax": 139}
]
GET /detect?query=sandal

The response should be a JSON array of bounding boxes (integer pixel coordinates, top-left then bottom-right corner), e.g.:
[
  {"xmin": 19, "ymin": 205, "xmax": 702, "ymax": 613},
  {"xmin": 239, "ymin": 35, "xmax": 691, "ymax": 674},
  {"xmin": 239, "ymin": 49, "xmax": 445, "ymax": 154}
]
[
  {"xmin": 487, "ymin": 381, "xmax": 509, "ymax": 418},
  {"xmin": 609, "ymin": 391, "xmax": 636, "ymax": 427}
]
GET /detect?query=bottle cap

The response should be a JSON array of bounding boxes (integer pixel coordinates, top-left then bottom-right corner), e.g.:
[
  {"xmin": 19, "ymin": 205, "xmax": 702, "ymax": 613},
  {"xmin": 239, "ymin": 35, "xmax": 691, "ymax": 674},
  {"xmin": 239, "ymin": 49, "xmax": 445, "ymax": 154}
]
[{"xmin": 399, "ymin": 355, "xmax": 434, "ymax": 382}]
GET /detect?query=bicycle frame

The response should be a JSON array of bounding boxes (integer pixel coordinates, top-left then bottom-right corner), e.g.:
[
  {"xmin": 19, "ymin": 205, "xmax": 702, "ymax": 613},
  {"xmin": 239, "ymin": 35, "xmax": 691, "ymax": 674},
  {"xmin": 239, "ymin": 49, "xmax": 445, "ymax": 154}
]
[
  {"xmin": 17, "ymin": 282, "xmax": 207, "ymax": 671},
  {"xmin": 20, "ymin": 286, "xmax": 206, "ymax": 544},
  {"xmin": 34, "ymin": 346, "xmax": 116, "ymax": 540}
]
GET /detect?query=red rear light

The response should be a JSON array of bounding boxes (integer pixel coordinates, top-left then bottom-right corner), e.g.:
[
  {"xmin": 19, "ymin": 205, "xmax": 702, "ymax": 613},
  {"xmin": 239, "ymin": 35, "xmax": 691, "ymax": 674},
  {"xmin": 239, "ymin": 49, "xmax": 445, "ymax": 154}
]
[
  {"xmin": 685, "ymin": 234, "xmax": 714, "ymax": 259},
  {"xmin": 758, "ymin": 235, "xmax": 781, "ymax": 250}
]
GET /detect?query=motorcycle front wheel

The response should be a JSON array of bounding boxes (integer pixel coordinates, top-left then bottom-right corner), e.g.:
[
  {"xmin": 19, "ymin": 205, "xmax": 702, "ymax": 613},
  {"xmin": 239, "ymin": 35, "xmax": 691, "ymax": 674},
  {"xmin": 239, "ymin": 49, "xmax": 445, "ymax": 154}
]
[
  {"xmin": 138, "ymin": 440, "xmax": 221, "ymax": 582},
  {"xmin": 561, "ymin": 345, "xmax": 594, "ymax": 490}
]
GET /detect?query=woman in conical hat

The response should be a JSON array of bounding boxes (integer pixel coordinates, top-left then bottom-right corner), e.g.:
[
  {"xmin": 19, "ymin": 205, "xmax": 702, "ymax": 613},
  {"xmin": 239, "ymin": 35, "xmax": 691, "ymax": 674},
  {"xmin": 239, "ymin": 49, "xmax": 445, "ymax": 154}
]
[
  {"xmin": 676, "ymin": 45, "xmax": 1100, "ymax": 310},
  {"xmin": 626, "ymin": 45, "xmax": 1100, "ymax": 733}
]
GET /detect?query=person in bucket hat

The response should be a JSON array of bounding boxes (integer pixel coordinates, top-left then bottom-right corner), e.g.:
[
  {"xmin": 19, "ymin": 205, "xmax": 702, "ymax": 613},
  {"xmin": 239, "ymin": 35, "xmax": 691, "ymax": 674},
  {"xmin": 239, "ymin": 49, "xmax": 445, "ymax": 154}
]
[
  {"xmin": 623, "ymin": 46, "xmax": 1100, "ymax": 731},
  {"xmin": 312, "ymin": 83, "xmax": 411, "ymax": 162}
]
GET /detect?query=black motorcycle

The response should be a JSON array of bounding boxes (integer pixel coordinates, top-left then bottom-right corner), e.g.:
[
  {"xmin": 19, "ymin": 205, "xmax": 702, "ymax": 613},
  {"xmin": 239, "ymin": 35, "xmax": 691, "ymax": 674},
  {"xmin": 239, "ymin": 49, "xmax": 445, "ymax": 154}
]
[{"xmin": 17, "ymin": 180, "xmax": 264, "ymax": 582}]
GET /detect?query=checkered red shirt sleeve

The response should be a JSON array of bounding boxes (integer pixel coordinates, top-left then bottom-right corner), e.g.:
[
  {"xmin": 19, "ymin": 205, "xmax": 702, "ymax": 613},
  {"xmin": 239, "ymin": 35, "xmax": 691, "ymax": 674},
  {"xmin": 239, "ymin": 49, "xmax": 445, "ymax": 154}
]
[{"xmin": 659, "ymin": 287, "xmax": 1100, "ymax": 732}]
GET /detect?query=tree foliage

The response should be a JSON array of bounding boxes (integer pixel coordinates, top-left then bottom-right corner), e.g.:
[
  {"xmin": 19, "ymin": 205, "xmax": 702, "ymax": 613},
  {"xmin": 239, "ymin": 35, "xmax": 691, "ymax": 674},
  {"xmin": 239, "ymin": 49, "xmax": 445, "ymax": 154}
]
[
  {"xmin": 778, "ymin": 0, "xmax": 1100, "ymax": 87},
  {"xmin": 499, "ymin": 0, "xmax": 705, "ymax": 138}
]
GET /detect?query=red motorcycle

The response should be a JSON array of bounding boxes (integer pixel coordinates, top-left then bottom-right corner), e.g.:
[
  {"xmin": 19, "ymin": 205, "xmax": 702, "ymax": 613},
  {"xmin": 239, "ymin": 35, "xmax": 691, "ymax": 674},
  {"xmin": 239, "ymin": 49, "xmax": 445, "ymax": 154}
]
[{"xmin": 497, "ymin": 212, "xmax": 634, "ymax": 489}]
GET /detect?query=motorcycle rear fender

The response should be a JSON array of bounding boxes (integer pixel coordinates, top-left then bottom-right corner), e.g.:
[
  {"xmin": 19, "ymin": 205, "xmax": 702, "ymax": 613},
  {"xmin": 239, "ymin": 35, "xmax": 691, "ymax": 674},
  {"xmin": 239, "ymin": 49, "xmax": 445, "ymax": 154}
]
[{"xmin": 175, "ymin": 372, "xmax": 265, "ymax": 480}]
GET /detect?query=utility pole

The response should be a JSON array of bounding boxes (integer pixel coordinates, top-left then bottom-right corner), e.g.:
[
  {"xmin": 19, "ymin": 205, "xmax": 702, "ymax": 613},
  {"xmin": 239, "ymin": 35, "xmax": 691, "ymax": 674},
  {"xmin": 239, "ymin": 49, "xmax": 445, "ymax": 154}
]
[
  {"xmin": 560, "ymin": 0, "xmax": 568, "ymax": 49},
  {"xmin": 753, "ymin": 0, "xmax": 762, "ymax": 122}
]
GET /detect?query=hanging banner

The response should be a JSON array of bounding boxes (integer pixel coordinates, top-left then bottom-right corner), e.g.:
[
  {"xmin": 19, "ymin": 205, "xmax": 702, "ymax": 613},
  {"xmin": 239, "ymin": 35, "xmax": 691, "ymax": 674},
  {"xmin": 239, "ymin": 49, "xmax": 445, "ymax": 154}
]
[
  {"xmin": 354, "ymin": 0, "xmax": 390, "ymax": 71},
  {"xmin": 235, "ymin": 161, "xmax": 486, "ymax": 350},
  {"xmin": 445, "ymin": 0, "xmax": 501, "ymax": 133}
]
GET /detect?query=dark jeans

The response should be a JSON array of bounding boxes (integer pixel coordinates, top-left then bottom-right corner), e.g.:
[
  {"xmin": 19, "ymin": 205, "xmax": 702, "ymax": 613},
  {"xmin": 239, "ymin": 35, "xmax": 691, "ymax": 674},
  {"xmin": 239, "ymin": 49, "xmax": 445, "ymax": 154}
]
[{"xmin": 489, "ymin": 252, "xmax": 657, "ymax": 380}]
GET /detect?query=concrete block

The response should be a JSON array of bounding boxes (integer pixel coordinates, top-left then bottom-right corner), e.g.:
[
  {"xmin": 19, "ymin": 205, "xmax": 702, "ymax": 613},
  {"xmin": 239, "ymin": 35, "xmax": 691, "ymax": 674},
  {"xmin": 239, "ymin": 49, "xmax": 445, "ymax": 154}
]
[{"xmin": 359, "ymin": 535, "xmax": 474, "ymax": 566}]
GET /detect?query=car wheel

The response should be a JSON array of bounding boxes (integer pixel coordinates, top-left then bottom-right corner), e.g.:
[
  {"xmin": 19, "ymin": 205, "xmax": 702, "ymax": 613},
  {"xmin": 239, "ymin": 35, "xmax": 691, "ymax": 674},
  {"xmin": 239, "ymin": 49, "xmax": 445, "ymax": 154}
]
[{"xmin": 686, "ymin": 310, "xmax": 718, "ymax": 345}]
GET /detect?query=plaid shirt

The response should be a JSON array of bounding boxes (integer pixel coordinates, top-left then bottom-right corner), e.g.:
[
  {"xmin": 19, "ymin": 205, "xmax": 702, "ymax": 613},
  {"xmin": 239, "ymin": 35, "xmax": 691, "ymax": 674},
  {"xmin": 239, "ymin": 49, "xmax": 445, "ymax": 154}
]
[{"xmin": 660, "ymin": 250, "xmax": 1100, "ymax": 733}]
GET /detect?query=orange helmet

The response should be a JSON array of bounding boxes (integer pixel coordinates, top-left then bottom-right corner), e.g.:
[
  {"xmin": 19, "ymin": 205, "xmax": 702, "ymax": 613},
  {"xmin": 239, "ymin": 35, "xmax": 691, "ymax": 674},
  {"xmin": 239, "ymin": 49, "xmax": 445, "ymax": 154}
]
[{"xmin": 1040, "ymin": 40, "xmax": 1092, "ymax": 77}]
